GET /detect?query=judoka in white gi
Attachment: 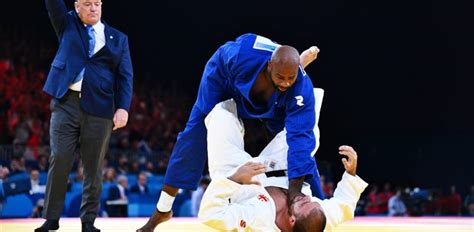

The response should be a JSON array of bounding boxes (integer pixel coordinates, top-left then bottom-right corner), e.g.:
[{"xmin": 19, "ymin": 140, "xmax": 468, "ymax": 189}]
[{"xmin": 198, "ymin": 88, "xmax": 368, "ymax": 232}]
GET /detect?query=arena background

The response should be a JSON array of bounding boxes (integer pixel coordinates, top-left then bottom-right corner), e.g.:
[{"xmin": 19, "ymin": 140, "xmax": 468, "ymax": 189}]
[{"xmin": 0, "ymin": 0, "xmax": 473, "ymax": 220}]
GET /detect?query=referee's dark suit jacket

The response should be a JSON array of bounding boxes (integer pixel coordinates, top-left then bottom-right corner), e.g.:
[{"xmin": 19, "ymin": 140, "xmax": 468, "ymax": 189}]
[{"xmin": 44, "ymin": 0, "xmax": 133, "ymax": 118}]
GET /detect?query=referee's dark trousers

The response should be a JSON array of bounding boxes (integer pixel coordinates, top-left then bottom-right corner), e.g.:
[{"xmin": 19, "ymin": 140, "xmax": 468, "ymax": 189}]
[{"xmin": 43, "ymin": 90, "xmax": 113, "ymax": 223}]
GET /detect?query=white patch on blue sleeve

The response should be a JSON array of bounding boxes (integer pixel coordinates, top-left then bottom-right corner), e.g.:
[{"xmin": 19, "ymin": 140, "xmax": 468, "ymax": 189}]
[{"xmin": 253, "ymin": 35, "xmax": 281, "ymax": 52}]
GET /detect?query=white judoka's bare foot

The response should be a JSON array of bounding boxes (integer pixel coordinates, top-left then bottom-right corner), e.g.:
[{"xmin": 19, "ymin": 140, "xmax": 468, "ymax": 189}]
[{"xmin": 300, "ymin": 46, "xmax": 320, "ymax": 69}]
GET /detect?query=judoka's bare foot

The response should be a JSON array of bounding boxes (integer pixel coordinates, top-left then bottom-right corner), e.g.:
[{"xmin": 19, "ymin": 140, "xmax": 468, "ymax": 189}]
[
  {"xmin": 136, "ymin": 209, "xmax": 173, "ymax": 232},
  {"xmin": 300, "ymin": 46, "xmax": 320, "ymax": 69}
]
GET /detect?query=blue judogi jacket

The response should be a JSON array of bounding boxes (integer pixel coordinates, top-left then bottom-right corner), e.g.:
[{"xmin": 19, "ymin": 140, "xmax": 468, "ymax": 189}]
[{"xmin": 195, "ymin": 33, "xmax": 317, "ymax": 180}]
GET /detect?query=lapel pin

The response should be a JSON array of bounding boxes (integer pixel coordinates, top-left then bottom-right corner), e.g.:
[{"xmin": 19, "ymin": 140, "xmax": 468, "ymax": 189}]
[{"xmin": 110, "ymin": 36, "xmax": 114, "ymax": 39}]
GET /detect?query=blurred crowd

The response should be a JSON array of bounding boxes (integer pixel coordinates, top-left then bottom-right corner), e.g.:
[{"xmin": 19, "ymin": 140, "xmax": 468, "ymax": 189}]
[{"xmin": 353, "ymin": 183, "xmax": 474, "ymax": 217}]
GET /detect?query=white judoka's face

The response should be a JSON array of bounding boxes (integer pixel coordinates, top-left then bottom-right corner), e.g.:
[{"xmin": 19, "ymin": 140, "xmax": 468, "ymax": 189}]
[
  {"xmin": 290, "ymin": 195, "xmax": 326, "ymax": 231},
  {"xmin": 291, "ymin": 195, "xmax": 318, "ymax": 217}
]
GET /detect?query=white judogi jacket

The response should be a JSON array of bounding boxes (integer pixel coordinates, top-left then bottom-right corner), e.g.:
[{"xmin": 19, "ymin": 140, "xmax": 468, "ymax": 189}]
[
  {"xmin": 199, "ymin": 176, "xmax": 280, "ymax": 231},
  {"xmin": 199, "ymin": 170, "xmax": 368, "ymax": 232}
]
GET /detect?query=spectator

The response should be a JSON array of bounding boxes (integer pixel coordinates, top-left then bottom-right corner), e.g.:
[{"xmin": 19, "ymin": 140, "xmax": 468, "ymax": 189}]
[
  {"xmin": 129, "ymin": 161, "xmax": 141, "ymax": 175},
  {"xmin": 423, "ymin": 190, "xmax": 441, "ymax": 215},
  {"xmin": 388, "ymin": 187, "xmax": 407, "ymax": 216},
  {"xmin": 130, "ymin": 172, "xmax": 149, "ymax": 195},
  {"xmin": 156, "ymin": 157, "xmax": 168, "ymax": 175},
  {"xmin": 103, "ymin": 167, "xmax": 117, "ymax": 184},
  {"xmin": 378, "ymin": 182, "xmax": 394, "ymax": 214},
  {"xmin": 72, "ymin": 166, "xmax": 84, "ymax": 183},
  {"xmin": 30, "ymin": 169, "xmax": 45, "ymax": 194},
  {"xmin": 37, "ymin": 155, "xmax": 49, "ymax": 172},
  {"xmin": 144, "ymin": 161, "xmax": 156, "ymax": 175},
  {"xmin": 106, "ymin": 175, "xmax": 129, "ymax": 217},
  {"xmin": 0, "ymin": 166, "xmax": 10, "ymax": 214},
  {"xmin": 31, "ymin": 199, "xmax": 45, "ymax": 218},
  {"xmin": 463, "ymin": 185, "xmax": 474, "ymax": 216},
  {"xmin": 366, "ymin": 185, "xmax": 382, "ymax": 215},
  {"xmin": 409, "ymin": 187, "xmax": 425, "ymax": 216},
  {"xmin": 401, "ymin": 187, "xmax": 414, "ymax": 215},
  {"xmin": 355, "ymin": 192, "xmax": 367, "ymax": 216},
  {"xmin": 0, "ymin": 166, "xmax": 32, "ymax": 216},
  {"xmin": 9, "ymin": 157, "xmax": 26, "ymax": 176},
  {"xmin": 442, "ymin": 185, "xmax": 461, "ymax": 215},
  {"xmin": 116, "ymin": 156, "xmax": 129, "ymax": 175},
  {"xmin": 0, "ymin": 167, "xmax": 9, "ymax": 181},
  {"xmin": 325, "ymin": 181, "xmax": 335, "ymax": 199},
  {"xmin": 320, "ymin": 175, "xmax": 334, "ymax": 199}
]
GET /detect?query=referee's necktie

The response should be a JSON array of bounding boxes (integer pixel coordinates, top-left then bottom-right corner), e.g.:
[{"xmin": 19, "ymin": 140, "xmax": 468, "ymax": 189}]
[{"xmin": 72, "ymin": 25, "xmax": 96, "ymax": 84}]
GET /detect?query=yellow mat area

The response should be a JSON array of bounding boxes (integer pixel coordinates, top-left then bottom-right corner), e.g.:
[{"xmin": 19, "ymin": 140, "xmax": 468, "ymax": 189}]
[{"xmin": 1, "ymin": 217, "xmax": 472, "ymax": 232}]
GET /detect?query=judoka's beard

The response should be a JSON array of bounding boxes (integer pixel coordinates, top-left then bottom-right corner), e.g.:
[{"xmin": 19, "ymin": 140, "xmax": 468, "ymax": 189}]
[{"xmin": 266, "ymin": 69, "xmax": 288, "ymax": 93}]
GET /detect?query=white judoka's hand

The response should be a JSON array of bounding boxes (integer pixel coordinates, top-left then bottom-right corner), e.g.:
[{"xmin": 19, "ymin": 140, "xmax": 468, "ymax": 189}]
[
  {"xmin": 228, "ymin": 162, "xmax": 266, "ymax": 185},
  {"xmin": 339, "ymin": 145, "xmax": 358, "ymax": 176}
]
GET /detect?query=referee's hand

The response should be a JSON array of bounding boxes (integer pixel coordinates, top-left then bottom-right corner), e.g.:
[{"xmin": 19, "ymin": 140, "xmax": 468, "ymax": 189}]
[{"xmin": 113, "ymin": 108, "xmax": 128, "ymax": 130}]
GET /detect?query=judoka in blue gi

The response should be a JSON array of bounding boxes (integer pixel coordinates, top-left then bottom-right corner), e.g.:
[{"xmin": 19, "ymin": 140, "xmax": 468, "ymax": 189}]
[{"xmin": 138, "ymin": 33, "xmax": 321, "ymax": 232}]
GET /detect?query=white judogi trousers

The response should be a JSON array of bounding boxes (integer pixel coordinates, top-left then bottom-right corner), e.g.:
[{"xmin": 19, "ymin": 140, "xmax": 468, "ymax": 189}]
[{"xmin": 205, "ymin": 88, "xmax": 325, "ymax": 181}]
